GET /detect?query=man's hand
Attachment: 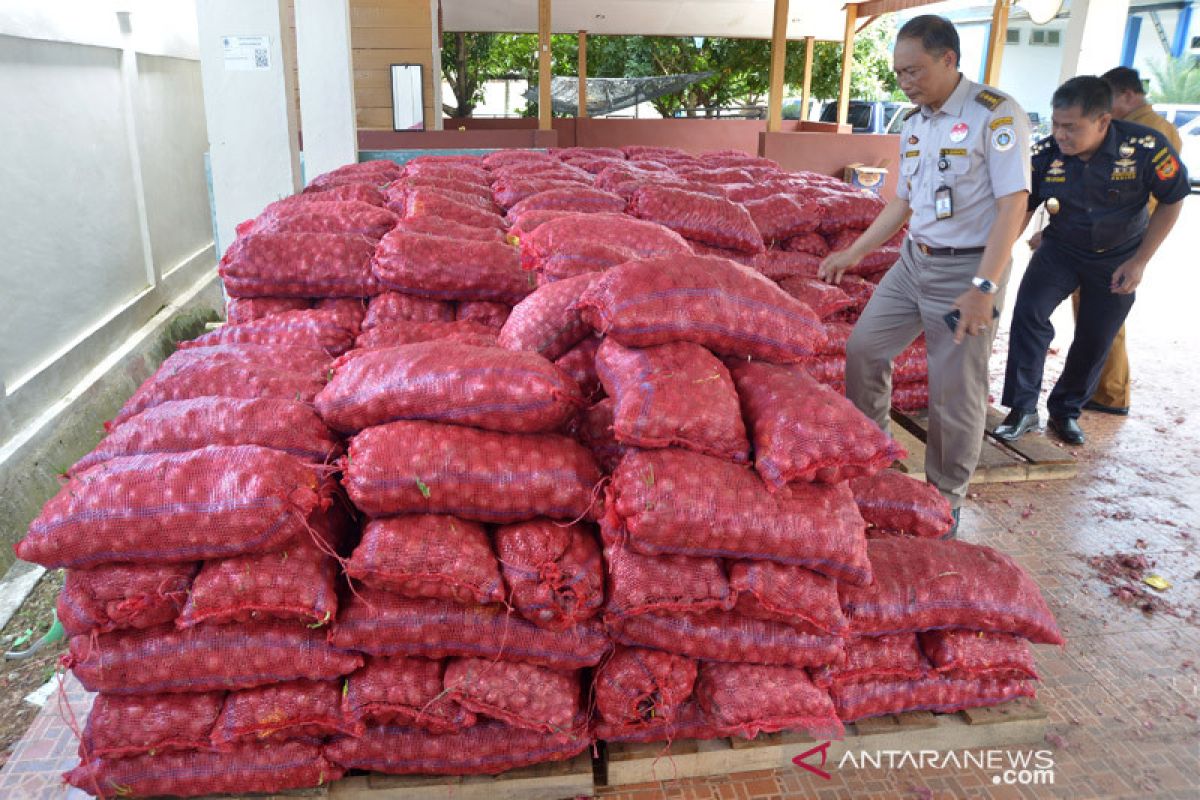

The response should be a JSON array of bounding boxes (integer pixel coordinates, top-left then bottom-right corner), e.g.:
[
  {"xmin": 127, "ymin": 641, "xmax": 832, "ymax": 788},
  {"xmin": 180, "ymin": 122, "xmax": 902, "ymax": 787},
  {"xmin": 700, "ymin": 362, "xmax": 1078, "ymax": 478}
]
[
  {"xmin": 1110, "ymin": 258, "xmax": 1146, "ymax": 295},
  {"xmin": 818, "ymin": 249, "xmax": 862, "ymax": 284},
  {"xmin": 1028, "ymin": 229, "xmax": 1043, "ymax": 250},
  {"xmin": 952, "ymin": 288, "xmax": 995, "ymax": 345}
]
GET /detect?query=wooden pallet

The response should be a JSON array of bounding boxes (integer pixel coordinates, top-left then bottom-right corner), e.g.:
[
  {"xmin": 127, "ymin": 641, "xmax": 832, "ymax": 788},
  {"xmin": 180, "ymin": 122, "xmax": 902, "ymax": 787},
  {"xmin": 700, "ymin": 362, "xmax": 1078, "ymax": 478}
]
[
  {"xmin": 890, "ymin": 407, "xmax": 1077, "ymax": 483},
  {"xmin": 329, "ymin": 753, "xmax": 595, "ymax": 800},
  {"xmin": 602, "ymin": 698, "xmax": 1047, "ymax": 787}
]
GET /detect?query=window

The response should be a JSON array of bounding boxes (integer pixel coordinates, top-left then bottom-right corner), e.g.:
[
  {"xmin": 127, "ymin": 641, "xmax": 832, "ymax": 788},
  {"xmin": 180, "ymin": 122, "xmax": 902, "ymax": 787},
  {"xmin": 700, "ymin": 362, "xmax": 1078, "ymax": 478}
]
[
  {"xmin": 1006, "ymin": 28, "xmax": 1020, "ymax": 44},
  {"xmin": 1029, "ymin": 29, "xmax": 1061, "ymax": 46}
]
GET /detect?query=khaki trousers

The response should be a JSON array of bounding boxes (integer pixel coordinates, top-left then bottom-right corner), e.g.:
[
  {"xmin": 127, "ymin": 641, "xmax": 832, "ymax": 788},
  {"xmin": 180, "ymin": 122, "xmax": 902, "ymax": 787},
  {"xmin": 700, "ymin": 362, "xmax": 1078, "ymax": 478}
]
[{"xmin": 845, "ymin": 239, "xmax": 1008, "ymax": 508}]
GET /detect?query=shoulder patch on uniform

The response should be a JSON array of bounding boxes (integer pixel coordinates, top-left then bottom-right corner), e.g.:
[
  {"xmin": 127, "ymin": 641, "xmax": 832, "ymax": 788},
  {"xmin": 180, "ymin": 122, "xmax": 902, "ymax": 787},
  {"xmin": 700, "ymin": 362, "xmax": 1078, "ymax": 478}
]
[
  {"xmin": 975, "ymin": 89, "xmax": 1004, "ymax": 110},
  {"xmin": 1156, "ymin": 154, "xmax": 1180, "ymax": 180},
  {"xmin": 1152, "ymin": 146, "xmax": 1171, "ymax": 165},
  {"xmin": 903, "ymin": 106, "xmax": 921, "ymax": 121},
  {"xmin": 989, "ymin": 116, "xmax": 1013, "ymax": 131}
]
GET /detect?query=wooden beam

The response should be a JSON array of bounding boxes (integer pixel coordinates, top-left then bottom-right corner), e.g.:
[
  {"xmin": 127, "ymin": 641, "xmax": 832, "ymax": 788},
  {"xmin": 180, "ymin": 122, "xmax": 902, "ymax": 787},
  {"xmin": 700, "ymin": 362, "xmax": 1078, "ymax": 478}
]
[
  {"xmin": 857, "ymin": 14, "xmax": 878, "ymax": 34},
  {"xmin": 578, "ymin": 29, "xmax": 587, "ymax": 117},
  {"xmin": 837, "ymin": 3, "xmax": 858, "ymax": 127},
  {"xmin": 983, "ymin": 0, "xmax": 1011, "ymax": 86},
  {"xmin": 855, "ymin": 0, "xmax": 945, "ymax": 16},
  {"xmin": 800, "ymin": 35, "xmax": 815, "ymax": 122},
  {"xmin": 767, "ymin": 0, "xmax": 789, "ymax": 132},
  {"xmin": 538, "ymin": 0, "xmax": 552, "ymax": 130}
]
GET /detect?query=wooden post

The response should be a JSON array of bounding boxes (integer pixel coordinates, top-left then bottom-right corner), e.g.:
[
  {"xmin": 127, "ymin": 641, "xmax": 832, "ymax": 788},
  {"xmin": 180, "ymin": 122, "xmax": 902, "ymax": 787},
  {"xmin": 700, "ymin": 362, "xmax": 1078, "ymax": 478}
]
[
  {"xmin": 837, "ymin": 2, "xmax": 858, "ymax": 126},
  {"xmin": 538, "ymin": 0, "xmax": 552, "ymax": 130},
  {"xmin": 983, "ymin": 0, "xmax": 1011, "ymax": 86},
  {"xmin": 800, "ymin": 35, "xmax": 815, "ymax": 121},
  {"xmin": 766, "ymin": 0, "xmax": 789, "ymax": 132},
  {"xmin": 578, "ymin": 29, "xmax": 588, "ymax": 117}
]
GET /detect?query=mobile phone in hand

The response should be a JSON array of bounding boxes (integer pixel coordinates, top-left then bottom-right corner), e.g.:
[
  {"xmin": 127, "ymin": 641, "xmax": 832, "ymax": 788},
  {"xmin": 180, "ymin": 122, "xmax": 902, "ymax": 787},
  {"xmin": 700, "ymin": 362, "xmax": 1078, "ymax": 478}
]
[{"xmin": 944, "ymin": 307, "xmax": 1001, "ymax": 333}]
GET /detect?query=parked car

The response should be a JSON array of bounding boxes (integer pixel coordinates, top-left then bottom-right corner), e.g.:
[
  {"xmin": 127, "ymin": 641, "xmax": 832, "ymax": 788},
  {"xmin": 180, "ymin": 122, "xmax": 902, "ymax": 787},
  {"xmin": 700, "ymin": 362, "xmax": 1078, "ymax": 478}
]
[
  {"xmin": 1154, "ymin": 103, "xmax": 1200, "ymax": 129},
  {"xmin": 819, "ymin": 100, "xmax": 914, "ymax": 134}
]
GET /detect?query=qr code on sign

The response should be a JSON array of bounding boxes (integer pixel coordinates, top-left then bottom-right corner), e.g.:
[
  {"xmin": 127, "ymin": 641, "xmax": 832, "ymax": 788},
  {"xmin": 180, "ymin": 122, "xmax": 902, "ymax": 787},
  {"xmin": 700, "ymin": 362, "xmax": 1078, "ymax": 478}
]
[{"xmin": 254, "ymin": 48, "xmax": 268, "ymax": 68}]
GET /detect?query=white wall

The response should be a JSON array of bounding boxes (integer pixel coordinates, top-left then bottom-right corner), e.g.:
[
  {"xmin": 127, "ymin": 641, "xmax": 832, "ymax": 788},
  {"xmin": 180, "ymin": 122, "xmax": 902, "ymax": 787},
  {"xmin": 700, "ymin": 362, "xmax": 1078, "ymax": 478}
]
[{"xmin": 0, "ymin": 1, "xmax": 216, "ymax": 445}]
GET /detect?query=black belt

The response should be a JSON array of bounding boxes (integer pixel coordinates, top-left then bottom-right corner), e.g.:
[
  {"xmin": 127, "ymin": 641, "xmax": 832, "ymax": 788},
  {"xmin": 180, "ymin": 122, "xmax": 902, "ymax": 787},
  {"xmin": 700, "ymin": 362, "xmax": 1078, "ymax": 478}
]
[{"xmin": 916, "ymin": 243, "xmax": 986, "ymax": 257}]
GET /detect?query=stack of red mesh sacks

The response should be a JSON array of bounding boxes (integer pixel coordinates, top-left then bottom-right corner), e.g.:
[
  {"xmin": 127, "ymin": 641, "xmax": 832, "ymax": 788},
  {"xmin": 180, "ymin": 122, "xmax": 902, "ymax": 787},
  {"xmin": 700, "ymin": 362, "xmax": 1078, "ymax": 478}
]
[
  {"xmin": 17, "ymin": 342, "xmax": 357, "ymax": 795},
  {"xmin": 817, "ymin": 469, "xmax": 1064, "ymax": 721},
  {"xmin": 315, "ymin": 296, "xmax": 605, "ymax": 774}
]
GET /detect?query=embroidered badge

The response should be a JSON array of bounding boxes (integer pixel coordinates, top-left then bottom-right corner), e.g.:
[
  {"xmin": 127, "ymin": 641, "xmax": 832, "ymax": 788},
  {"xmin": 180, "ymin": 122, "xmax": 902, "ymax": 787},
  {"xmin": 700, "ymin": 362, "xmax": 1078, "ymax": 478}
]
[
  {"xmin": 989, "ymin": 116, "xmax": 1013, "ymax": 131},
  {"xmin": 974, "ymin": 89, "xmax": 1003, "ymax": 110},
  {"xmin": 991, "ymin": 127, "xmax": 1016, "ymax": 151},
  {"xmin": 1119, "ymin": 143, "xmax": 1135, "ymax": 158},
  {"xmin": 904, "ymin": 150, "xmax": 920, "ymax": 158},
  {"xmin": 908, "ymin": 134, "xmax": 919, "ymax": 145},
  {"xmin": 1156, "ymin": 155, "xmax": 1179, "ymax": 180},
  {"xmin": 950, "ymin": 122, "xmax": 969, "ymax": 143}
]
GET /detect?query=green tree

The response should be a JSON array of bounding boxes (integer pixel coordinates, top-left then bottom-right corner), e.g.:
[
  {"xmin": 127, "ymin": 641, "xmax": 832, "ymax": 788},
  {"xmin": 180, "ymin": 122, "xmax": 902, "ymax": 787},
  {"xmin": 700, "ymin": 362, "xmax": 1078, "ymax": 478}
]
[
  {"xmin": 441, "ymin": 33, "xmax": 499, "ymax": 117},
  {"xmin": 807, "ymin": 18, "xmax": 900, "ymax": 103},
  {"xmin": 1146, "ymin": 56, "xmax": 1200, "ymax": 104}
]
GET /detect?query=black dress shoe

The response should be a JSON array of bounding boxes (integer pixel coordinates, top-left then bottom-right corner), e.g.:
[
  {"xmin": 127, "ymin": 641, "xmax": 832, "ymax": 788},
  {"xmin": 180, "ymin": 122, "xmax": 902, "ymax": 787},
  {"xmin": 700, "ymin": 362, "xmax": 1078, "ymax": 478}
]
[
  {"xmin": 1083, "ymin": 400, "xmax": 1130, "ymax": 416},
  {"xmin": 1048, "ymin": 416, "xmax": 1085, "ymax": 445},
  {"xmin": 992, "ymin": 410, "xmax": 1040, "ymax": 442}
]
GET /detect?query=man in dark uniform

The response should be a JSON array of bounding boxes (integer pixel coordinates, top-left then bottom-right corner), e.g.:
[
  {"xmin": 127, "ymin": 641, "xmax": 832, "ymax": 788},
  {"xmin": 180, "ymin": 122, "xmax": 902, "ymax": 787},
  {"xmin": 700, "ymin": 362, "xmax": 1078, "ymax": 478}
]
[{"xmin": 993, "ymin": 76, "xmax": 1189, "ymax": 445}]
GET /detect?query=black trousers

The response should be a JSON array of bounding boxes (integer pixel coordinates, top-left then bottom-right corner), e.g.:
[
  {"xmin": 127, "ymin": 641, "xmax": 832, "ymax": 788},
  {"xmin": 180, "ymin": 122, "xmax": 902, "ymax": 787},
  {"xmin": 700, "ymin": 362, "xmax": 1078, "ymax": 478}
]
[{"xmin": 1001, "ymin": 235, "xmax": 1138, "ymax": 419}]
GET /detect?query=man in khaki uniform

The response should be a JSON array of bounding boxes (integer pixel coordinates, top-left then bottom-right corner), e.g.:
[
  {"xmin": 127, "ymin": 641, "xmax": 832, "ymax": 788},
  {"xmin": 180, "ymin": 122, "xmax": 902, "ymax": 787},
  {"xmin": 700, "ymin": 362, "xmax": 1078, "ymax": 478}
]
[
  {"xmin": 1060, "ymin": 66, "xmax": 1185, "ymax": 415},
  {"xmin": 821, "ymin": 15, "xmax": 1031, "ymax": 537}
]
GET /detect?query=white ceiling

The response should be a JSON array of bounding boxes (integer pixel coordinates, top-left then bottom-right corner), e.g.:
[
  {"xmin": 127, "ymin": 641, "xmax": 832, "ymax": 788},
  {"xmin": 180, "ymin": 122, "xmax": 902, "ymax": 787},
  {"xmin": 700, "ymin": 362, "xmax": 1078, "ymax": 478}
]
[{"xmin": 440, "ymin": 1, "xmax": 858, "ymax": 42}]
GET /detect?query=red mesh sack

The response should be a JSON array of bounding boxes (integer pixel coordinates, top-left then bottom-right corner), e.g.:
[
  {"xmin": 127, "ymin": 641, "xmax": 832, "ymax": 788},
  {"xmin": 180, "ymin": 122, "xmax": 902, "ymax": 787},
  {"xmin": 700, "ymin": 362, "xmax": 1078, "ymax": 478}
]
[
  {"xmin": 727, "ymin": 560, "xmax": 848, "ymax": 635},
  {"xmin": 343, "ymin": 656, "xmax": 477, "ymax": 733},
  {"xmin": 893, "ymin": 381, "xmax": 929, "ymax": 412},
  {"xmin": 75, "ymin": 398, "xmax": 340, "ymax": 474},
  {"xmin": 849, "ymin": 470, "xmax": 954, "ymax": 538},
  {"xmin": 595, "ymin": 646, "xmax": 698, "ymax": 726},
  {"xmin": 810, "ymin": 634, "xmax": 928, "ymax": 689},
  {"xmin": 355, "ymin": 320, "xmax": 497, "ymax": 350},
  {"xmin": 838, "ymin": 274, "xmax": 877, "ymax": 314},
  {"xmin": 177, "ymin": 511, "xmax": 344, "ymax": 628},
  {"xmin": 555, "ymin": 336, "xmax": 603, "ymax": 400},
  {"xmin": 611, "ymin": 609, "xmax": 844, "ymax": 668},
  {"xmin": 310, "ymin": 159, "xmax": 402, "ymax": 187},
  {"xmin": 111, "ymin": 353, "xmax": 328, "ymax": 426},
  {"xmin": 696, "ymin": 662, "xmax": 843, "ymax": 740},
  {"xmin": 576, "ymin": 398, "xmax": 626, "ymax": 472},
  {"xmin": 731, "ymin": 360, "xmax": 905, "ymax": 486},
  {"xmin": 805, "ymin": 355, "xmax": 845, "ymax": 385},
  {"xmin": 456, "ymin": 301, "xmax": 511, "ymax": 329},
  {"xmin": 613, "ymin": 176, "xmax": 730, "ymax": 201},
  {"xmin": 324, "ymin": 719, "xmax": 589, "ymax": 776},
  {"xmin": 743, "ymin": 195, "xmax": 822, "ymax": 244},
  {"xmin": 919, "ymin": 630, "xmax": 1040, "ymax": 681},
  {"xmin": 594, "ymin": 700, "xmax": 730, "ymax": 743},
  {"xmin": 609, "ymin": 449, "xmax": 871, "ymax": 585},
  {"xmin": 778, "ymin": 276, "xmax": 855, "ymax": 319},
  {"xmin": 505, "ymin": 187, "xmax": 626, "ymax": 220},
  {"xmin": 831, "ymin": 676, "xmax": 1037, "ymax": 721},
  {"xmin": 675, "ymin": 166, "xmax": 755, "ymax": 185},
  {"xmin": 493, "ymin": 163, "xmax": 593, "ymax": 185},
  {"xmin": 597, "ymin": 339, "xmax": 749, "ymax": 462},
  {"xmin": 363, "ymin": 291, "xmax": 455, "ymax": 328},
  {"xmin": 148, "ymin": 342, "xmax": 332, "ymax": 378},
  {"xmin": 603, "ymin": 541, "xmax": 733, "ymax": 621},
  {"xmin": 839, "ymin": 538, "xmax": 1065, "ymax": 644},
  {"xmin": 498, "ymin": 273, "xmax": 602, "ymax": 360},
  {"xmin": 389, "ymin": 185, "xmax": 499, "ymax": 216},
  {"xmin": 444, "ymin": 657, "xmax": 582, "ymax": 736},
  {"xmin": 226, "ymin": 296, "xmax": 311, "ymax": 324},
  {"xmin": 492, "ymin": 178, "xmax": 585, "ymax": 209},
  {"xmin": 484, "ymin": 149, "xmax": 555, "ymax": 168},
  {"xmin": 180, "ymin": 309, "xmax": 357, "ymax": 356},
  {"xmin": 343, "ymin": 420, "xmax": 600, "ymax": 522},
  {"xmin": 494, "ymin": 520, "xmax": 603, "ymax": 630},
  {"xmin": 388, "ymin": 175, "xmax": 493, "ymax": 204},
  {"xmin": 346, "ymin": 515, "xmax": 505, "ymax": 605},
  {"xmin": 373, "ymin": 231, "xmax": 531, "ymax": 304},
  {"xmin": 519, "ymin": 214, "xmax": 691, "ymax": 280},
  {"xmin": 18, "ymin": 446, "xmax": 326, "ymax": 569},
  {"xmin": 508, "ymin": 209, "xmax": 585, "ymax": 242},
  {"xmin": 787, "ymin": 231, "xmax": 831, "ymax": 257},
  {"xmin": 212, "ymin": 679, "xmax": 361, "ymax": 746},
  {"xmin": 563, "ymin": 156, "xmax": 626, "ymax": 174},
  {"xmin": 312, "ymin": 297, "xmax": 367, "ymax": 331},
  {"xmin": 816, "ymin": 192, "xmax": 887, "ymax": 233},
  {"xmin": 242, "ymin": 200, "xmax": 397, "ymax": 239},
  {"xmin": 66, "ymin": 740, "xmax": 341, "ymax": 798},
  {"xmin": 316, "ymin": 341, "xmax": 581, "ymax": 434},
  {"xmin": 402, "ymin": 189, "xmax": 506, "ymax": 231},
  {"xmin": 403, "ymin": 161, "xmax": 490, "ymax": 185},
  {"xmin": 557, "ymin": 146, "xmax": 624, "ymax": 159},
  {"xmin": 81, "ymin": 692, "xmax": 223, "ymax": 759},
  {"xmin": 58, "ymin": 562, "xmax": 195, "ymax": 636},
  {"xmin": 750, "ymin": 250, "xmax": 824, "ymax": 281},
  {"xmin": 273, "ymin": 182, "xmax": 384, "ymax": 207},
  {"xmin": 629, "ymin": 186, "xmax": 764, "ymax": 253},
  {"xmin": 219, "ymin": 232, "xmax": 377, "ymax": 298},
  {"xmin": 68, "ymin": 622, "xmax": 362, "ymax": 694},
  {"xmin": 818, "ymin": 321, "xmax": 852, "ymax": 355},
  {"xmin": 577, "ymin": 255, "xmax": 827, "ymax": 362},
  {"xmin": 397, "ymin": 214, "xmax": 506, "ymax": 242},
  {"xmin": 329, "ymin": 587, "xmax": 609, "ymax": 669},
  {"xmin": 725, "ymin": 180, "xmax": 802, "ymax": 203}
]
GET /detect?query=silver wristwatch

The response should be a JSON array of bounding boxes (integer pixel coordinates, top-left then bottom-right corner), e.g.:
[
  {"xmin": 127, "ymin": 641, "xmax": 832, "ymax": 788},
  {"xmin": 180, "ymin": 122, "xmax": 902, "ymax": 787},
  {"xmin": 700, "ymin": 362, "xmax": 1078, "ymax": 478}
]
[{"xmin": 972, "ymin": 277, "xmax": 999, "ymax": 294}]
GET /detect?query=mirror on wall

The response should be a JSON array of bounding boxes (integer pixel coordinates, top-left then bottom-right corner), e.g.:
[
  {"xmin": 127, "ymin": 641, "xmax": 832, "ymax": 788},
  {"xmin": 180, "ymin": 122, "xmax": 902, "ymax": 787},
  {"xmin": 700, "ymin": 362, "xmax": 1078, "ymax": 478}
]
[{"xmin": 391, "ymin": 64, "xmax": 425, "ymax": 131}]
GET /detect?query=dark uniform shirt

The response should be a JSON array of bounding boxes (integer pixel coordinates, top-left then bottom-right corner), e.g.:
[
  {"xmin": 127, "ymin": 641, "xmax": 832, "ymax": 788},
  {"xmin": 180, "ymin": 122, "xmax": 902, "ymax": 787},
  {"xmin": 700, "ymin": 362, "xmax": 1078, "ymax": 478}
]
[{"xmin": 1030, "ymin": 119, "xmax": 1190, "ymax": 252}]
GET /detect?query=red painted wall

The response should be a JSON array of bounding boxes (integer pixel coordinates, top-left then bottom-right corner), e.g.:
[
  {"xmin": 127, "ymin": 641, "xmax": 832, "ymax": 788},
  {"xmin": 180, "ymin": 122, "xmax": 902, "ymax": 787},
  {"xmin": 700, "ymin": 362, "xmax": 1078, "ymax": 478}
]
[{"xmin": 761, "ymin": 132, "xmax": 902, "ymax": 200}]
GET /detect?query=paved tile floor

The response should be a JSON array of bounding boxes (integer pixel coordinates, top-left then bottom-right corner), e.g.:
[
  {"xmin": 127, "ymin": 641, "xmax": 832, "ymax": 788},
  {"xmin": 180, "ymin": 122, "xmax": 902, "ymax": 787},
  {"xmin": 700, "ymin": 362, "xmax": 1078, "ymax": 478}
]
[{"xmin": 3, "ymin": 199, "xmax": 1197, "ymax": 798}]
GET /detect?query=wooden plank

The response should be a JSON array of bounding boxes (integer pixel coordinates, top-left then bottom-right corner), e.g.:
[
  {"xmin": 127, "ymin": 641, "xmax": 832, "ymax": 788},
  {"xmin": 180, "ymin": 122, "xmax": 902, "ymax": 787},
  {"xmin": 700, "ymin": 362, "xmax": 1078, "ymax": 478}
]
[
  {"xmin": 537, "ymin": 0, "xmax": 552, "ymax": 131},
  {"xmin": 890, "ymin": 424, "xmax": 926, "ymax": 480},
  {"xmin": 332, "ymin": 753, "xmax": 593, "ymax": 800},
  {"xmin": 982, "ymin": 0, "xmax": 1011, "ymax": 86},
  {"xmin": 353, "ymin": 27, "xmax": 433, "ymax": 50},
  {"xmin": 766, "ymin": 0, "xmax": 789, "ymax": 133},
  {"xmin": 799, "ymin": 35, "xmax": 815, "ymax": 121},
  {"xmin": 836, "ymin": 3, "xmax": 857, "ymax": 126},
  {"xmin": 984, "ymin": 407, "xmax": 1077, "ymax": 466}
]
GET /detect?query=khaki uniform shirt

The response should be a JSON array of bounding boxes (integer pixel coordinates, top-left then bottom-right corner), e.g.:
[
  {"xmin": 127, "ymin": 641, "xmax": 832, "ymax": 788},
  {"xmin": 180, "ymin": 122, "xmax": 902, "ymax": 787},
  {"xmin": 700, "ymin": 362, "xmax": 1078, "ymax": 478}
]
[
  {"xmin": 1125, "ymin": 103, "xmax": 1183, "ymax": 214},
  {"xmin": 897, "ymin": 75, "xmax": 1033, "ymax": 248}
]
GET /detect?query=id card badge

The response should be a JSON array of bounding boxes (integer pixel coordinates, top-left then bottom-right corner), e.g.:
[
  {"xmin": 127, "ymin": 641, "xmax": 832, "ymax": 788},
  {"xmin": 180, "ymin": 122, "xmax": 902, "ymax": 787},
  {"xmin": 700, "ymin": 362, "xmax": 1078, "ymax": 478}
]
[{"xmin": 935, "ymin": 185, "xmax": 954, "ymax": 220}]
